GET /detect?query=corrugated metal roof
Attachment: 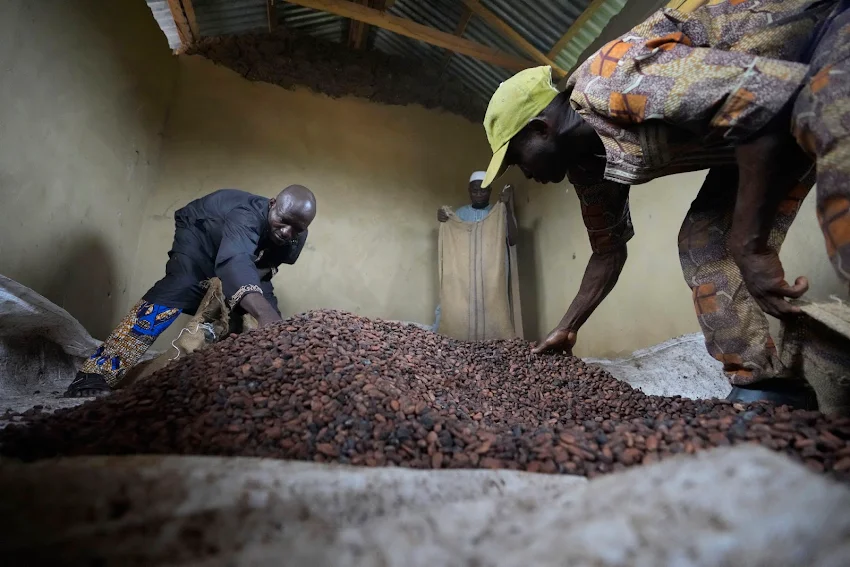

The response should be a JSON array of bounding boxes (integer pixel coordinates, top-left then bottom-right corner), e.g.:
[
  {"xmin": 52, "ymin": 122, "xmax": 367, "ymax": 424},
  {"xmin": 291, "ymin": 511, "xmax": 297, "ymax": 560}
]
[
  {"xmin": 145, "ymin": 0, "xmax": 182, "ymax": 49},
  {"xmin": 281, "ymin": 4, "xmax": 344, "ymax": 42},
  {"xmin": 144, "ymin": 0, "xmax": 631, "ymax": 102},
  {"xmin": 193, "ymin": 0, "xmax": 268, "ymax": 36},
  {"xmin": 553, "ymin": 0, "xmax": 629, "ymax": 71}
]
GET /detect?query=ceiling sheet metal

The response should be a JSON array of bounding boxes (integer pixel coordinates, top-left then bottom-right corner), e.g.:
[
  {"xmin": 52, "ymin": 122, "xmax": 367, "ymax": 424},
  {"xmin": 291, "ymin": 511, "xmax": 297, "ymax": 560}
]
[{"xmin": 144, "ymin": 0, "xmax": 632, "ymax": 102}]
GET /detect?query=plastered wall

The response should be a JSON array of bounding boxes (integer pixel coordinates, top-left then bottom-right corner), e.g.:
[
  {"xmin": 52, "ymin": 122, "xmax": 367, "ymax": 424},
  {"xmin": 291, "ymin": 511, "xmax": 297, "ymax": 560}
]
[
  {"xmin": 129, "ymin": 55, "xmax": 490, "ymax": 346},
  {"xmin": 0, "ymin": 0, "xmax": 177, "ymax": 338},
  {"xmin": 515, "ymin": 173, "xmax": 847, "ymax": 359},
  {"xmin": 4, "ymin": 0, "xmax": 839, "ymax": 362}
]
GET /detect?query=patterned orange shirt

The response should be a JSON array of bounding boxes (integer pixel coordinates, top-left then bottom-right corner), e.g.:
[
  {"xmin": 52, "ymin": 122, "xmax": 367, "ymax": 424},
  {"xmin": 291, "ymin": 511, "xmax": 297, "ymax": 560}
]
[{"xmin": 566, "ymin": 0, "xmax": 833, "ymax": 253}]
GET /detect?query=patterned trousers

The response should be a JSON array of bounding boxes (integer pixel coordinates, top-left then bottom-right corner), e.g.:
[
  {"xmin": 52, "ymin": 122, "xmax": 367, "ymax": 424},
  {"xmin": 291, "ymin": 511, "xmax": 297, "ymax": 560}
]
[
  {"xmin": 80, "ymin": 300, "xmax": 182, "ymax": 387},
  {"xmin": 793, "ymin": 2, "xmax": 850, "ymax": 288},
  {"xmin": 678, "ymin": 166, "xmax": 816, "ymax": 385}
]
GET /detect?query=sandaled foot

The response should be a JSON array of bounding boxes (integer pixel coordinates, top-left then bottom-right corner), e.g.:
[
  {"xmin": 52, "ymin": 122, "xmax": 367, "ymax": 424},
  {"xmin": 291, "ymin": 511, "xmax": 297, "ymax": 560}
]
[
  {"xmin": 64, "ymin": 372, "xmax": 112, "ymax": 398},
  {"xmin": 726, "ymin": 378, "xmax": 818, "ymax": 410}
]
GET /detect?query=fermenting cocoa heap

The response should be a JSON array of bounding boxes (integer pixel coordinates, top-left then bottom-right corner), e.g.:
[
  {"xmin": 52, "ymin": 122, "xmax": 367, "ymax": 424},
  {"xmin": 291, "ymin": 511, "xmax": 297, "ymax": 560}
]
[{"xmin": 2, "ymin": 310, "xmax": 850, "ymax": 481}]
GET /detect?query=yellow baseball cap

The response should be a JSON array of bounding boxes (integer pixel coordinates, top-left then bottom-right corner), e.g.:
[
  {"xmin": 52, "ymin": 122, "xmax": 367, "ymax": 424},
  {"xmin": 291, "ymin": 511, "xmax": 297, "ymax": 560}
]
[{"xmin": 482, "ymin": 66, "xmax": 560, "ymax": 188}]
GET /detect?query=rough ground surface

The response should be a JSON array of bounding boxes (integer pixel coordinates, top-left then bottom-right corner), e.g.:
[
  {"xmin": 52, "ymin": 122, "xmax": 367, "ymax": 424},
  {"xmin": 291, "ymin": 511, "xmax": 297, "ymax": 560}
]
[
  {"xmin": 187, "ymin": 31, "xmax": 485, "ymax": 122},
  {"xmin": 2, "ymin": 310, "xmax": 850, "ymax": 482}
]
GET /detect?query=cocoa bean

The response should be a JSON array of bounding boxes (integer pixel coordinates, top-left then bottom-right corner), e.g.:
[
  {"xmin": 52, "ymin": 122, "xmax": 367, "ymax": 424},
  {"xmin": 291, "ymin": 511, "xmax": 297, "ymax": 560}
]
[{"xmin": 0, "ymin": 309, "xmax": 847, "ymax": 484}]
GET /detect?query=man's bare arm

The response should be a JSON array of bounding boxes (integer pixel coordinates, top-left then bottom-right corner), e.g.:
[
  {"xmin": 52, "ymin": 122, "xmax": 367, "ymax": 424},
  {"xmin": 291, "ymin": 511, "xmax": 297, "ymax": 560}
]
[
  {"xmin": 533, "ymin": 245, "xmax": 628, "ymax": 354},
  {"xmin": 729, "ymin": 123, "xmax": 813, "ymax": 318},
  {"xmin": 239, "ymin": 293, "xmax": 282, "ymax": 328}
]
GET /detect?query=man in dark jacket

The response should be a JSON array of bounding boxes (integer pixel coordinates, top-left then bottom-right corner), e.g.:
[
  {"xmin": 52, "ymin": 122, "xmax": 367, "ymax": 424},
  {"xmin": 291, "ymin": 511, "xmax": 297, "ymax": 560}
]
[{"xmin": 65, "ymin": 185, "xmax": 316, "ymax": 397}]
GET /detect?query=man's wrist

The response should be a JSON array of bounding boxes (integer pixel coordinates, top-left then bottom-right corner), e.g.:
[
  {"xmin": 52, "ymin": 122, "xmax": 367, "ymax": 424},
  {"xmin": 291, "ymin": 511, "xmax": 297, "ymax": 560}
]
[
  {"xmin": 555, "ymin": 319, "xmax": 579, "ymax": 335},
  {"xmin": 729, "ymin": 236, "xmax": 763, "ymax": 262}
]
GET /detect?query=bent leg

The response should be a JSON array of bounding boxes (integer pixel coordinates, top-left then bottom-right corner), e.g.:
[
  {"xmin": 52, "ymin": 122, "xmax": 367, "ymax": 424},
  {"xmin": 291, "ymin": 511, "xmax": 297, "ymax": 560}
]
[
  {"xmin": 678, "ymin": 166, "xmax": 814, "ymax": 385},
  {"xmin": 70, "ymin": 300, "xmax": 183, "ymax": 396},
  {"xmin": 67, "ymin": 252, "xmax": 208, "ymax": 397}
]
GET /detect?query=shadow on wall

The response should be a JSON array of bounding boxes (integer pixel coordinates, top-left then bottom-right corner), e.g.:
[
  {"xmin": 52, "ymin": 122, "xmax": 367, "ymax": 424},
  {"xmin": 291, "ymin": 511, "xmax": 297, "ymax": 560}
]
[
  {"xmin": 517, "ymin": 223, "xmax": 540, "ymax": 341},
  {"xmin": 43, "ymin": 234, "xmax": 118, "ymax": 341}
]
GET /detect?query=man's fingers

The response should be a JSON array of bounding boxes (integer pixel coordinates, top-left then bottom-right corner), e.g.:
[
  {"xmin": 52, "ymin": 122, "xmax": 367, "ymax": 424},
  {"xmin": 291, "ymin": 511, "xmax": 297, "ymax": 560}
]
[
  {"xmin": 532, "ymin": 336, "xmax": 559, "ymax": 354},
  {"xmin": 760, "ymin": 294, "xmax": 801, "ymax": 318},
  {"xmin": 532, "ymin": 329, "xmax": 573, "ymax": 354},
  {"xmin": 782, "ymin": 276, "xmax": 809, "ymax": 298}
]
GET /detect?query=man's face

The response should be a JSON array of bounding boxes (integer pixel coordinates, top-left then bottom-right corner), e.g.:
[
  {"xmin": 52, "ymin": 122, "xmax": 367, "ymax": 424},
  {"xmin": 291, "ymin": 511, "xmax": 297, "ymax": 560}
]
[
  {"xmin": 268, "ymin": 202, "xmax": 311, "ymax": 246},
  {"xmin": 505, "ymin": 121, "xmax": 568, "ymax": 185},
  {"xmin": 468, "ymin": 181, "xmax": 492, "ymax": 208}
]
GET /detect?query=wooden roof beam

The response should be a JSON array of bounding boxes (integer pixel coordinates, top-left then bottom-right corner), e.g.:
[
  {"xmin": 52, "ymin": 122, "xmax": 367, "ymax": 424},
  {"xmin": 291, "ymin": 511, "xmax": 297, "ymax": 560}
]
[
  {"xmin": 666, "ymin": 0, "xmax": 709, "ymax": 13},
  {"xmin": 440, "ymin": 6, "xmax": 474, "ymax": 73},
  {"xmin": 167, "ymin": 0, "xmax": 199, "ymax": 47},
  {"xmin": 461, "ymin": 0, "xmax": 566, "ymax": 78},
  {"xmin": 547, "ymin": 0, "xmax": 608, "ymax": 61},
  {"xmin": 267, "ymin": 0, "xmax": 278, "ymax": 33},
  {"xmin": 284, "ymin": 0, "xmax": 537, "ymax": 73},
  {"xmin": 348, "ymin": 0, "xmax": 387, "ymax": 50}
]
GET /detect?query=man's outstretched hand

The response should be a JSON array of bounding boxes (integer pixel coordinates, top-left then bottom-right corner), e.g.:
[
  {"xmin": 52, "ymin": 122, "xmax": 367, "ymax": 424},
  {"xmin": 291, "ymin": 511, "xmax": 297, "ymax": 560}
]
[
  {"xmin": 532, "ymin": 327, "xmax": 578, "ymax": 355},
  {"xmin": 735, "ymin": 249, "xmax": 808, "ymax": 318}
]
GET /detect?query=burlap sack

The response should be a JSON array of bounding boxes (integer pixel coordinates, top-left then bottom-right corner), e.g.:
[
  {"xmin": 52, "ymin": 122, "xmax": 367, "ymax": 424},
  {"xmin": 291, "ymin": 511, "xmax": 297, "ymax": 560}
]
[
  {"xmin": 242, "ymin": 313, "xmax": 259, "ymax": 332},
  {"xmin": 2, "ymin": 446, "xmax": 849, "ymax": 565},
  {"xmin": 119, "ymin": 279, "xmax": 230, "ymax": 387},
  {"xmin": 780, "ymin": 298, "xmax": 850, "ymax": 417},
  {"xmin": 437, "ymin": 202, "xmax": 515, "ymax": 341}
]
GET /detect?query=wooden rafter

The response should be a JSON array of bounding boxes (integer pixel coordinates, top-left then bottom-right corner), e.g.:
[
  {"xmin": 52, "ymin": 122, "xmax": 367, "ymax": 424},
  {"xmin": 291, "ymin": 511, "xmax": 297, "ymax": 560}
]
[
  {"xmin": 547, "ymin": 0, "xmax": 608, "ymax": 60},
  {"xmin": 348, "ymin": 0, "xmax": 385, "ymax": 49},
  {"xmin": 665, "ymin": 0, "xmax": 709, "ymax": 13},
  {"xmin": 267, "ymin": 0, "xmax": 278, "ymax": 32},
  {"xmin": 453, "ymin": 7, "xmax": 474, "ymax": 37},
  {"xmin": 167, "ymin": 0, "xmax": 199, "ymax": 46},
  {"xmin": 285, "ymin": 0, "xmax": 537, "ymax": 73},
  {"xmin": 461, "ymin": 0, "xmax": 566, "ymax": 78},
  {"xmin": 440, "ymin": 6, "xmax": 473, "ymax": 73},
  {"xmin": 348, "ymin": 20, "xmax": 366, "ymax": 49},
  {"xmin": 183, "ymin": 0, "xmax": 199, "ymax": 39}
]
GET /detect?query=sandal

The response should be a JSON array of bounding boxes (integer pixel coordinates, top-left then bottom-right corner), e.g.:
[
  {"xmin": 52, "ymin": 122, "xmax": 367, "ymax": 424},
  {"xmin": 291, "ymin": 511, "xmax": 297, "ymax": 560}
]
[
  {"xmin": 726, "ymin": 378, "xmax": 818, "ymax": 410},
  {"xmin": 63, "ymin": 372, "xmax": 112, "ymax": 398}
]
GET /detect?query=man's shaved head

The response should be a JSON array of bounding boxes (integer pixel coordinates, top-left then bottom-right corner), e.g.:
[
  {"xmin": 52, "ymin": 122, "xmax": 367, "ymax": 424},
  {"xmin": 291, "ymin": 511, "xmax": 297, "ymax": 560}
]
[
  {"xmin": 275, "ymin": 184, "xmax": 316, "ymax": 217},
  {"xmin": 268, "ymin": 184, "xmax": 317, "ymax": 245}
]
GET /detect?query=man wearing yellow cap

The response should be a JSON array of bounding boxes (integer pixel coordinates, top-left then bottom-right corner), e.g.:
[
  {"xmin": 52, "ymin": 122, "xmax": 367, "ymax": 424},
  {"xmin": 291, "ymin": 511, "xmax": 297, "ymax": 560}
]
[{"xmin": 481, "ymin": 0, "xmax": 849, "ymax": 407}]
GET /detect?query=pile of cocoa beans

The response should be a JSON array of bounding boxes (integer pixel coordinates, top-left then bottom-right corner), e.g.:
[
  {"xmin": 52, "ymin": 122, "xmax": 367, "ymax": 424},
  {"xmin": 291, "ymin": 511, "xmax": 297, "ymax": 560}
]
[{"xmin": 2, "ymin": 310, "xmax": 849, "ymax": 481}]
